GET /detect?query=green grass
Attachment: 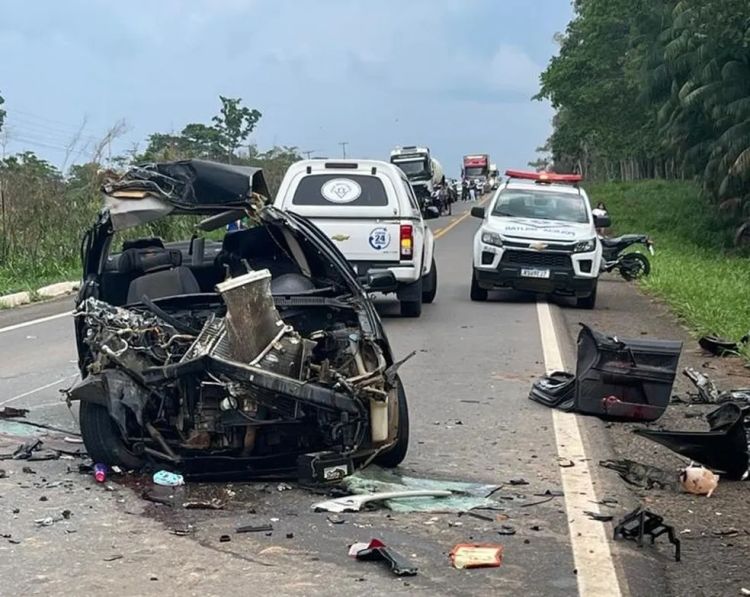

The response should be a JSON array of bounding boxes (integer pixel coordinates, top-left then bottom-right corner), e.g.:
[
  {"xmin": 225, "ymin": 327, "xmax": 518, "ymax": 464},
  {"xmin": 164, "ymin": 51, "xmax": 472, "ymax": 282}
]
[
  {"xmin": 587, "ymin": 180, "xmax": 750, "ymax": 341},
  {"xmin": 0, "ymin": 260, "xmax": 81, "ymax": 297}
]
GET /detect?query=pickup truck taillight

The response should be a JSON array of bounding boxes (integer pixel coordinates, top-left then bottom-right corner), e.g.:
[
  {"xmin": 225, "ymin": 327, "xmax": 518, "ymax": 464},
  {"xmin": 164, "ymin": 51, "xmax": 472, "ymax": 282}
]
[{"xmin": 400, "ymin": 224, "xmax": 413, "ymax": 260}]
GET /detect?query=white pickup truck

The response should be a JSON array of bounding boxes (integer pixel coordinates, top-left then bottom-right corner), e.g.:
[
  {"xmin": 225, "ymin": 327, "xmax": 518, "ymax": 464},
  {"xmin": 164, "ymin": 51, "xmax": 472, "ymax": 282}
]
[{"xmin": 274, "ymin": 159, "xmax": 439, "ymax": 317}]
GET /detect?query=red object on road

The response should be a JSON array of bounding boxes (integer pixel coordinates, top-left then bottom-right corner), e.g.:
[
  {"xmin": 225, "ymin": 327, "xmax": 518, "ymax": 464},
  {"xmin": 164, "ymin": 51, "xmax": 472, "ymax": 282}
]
[
  {"xmin": 93, "ymin": 463, "xmax": 107, "ymax": 483},
  {"xmin": 505, "ymin": 170, "xmax": 583, "ymax": 183}
]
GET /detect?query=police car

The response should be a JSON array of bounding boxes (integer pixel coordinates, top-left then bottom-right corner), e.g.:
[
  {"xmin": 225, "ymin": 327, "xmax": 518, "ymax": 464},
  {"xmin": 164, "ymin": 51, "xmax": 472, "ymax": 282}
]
[
  {"xmin": 469, "ymin": 170, "xmax": 609, "ymax": 308},
  {"xmin": 274, "ymin": 159, "xmax": 439, "ymax": 317}
]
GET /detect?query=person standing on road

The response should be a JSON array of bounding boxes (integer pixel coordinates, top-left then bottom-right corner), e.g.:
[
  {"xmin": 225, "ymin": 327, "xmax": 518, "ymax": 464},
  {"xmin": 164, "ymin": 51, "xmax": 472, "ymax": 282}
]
[
  {"xmin": 592, "ymin": 202, "xmax": 608, "ymax": 236},
  {"xmin": 469, "ymin": 179, "xmax": 477, "ymax": 202},
  {"xmin": 461, "ymin": 178, "xmax": 469, "ymax": 201}
]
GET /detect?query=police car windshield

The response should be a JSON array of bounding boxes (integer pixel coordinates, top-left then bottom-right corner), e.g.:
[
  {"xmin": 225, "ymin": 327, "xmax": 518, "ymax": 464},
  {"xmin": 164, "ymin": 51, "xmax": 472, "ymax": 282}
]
[{"xmin": 492, "ymin": 190, "xmax": 588, "ymax": 223}]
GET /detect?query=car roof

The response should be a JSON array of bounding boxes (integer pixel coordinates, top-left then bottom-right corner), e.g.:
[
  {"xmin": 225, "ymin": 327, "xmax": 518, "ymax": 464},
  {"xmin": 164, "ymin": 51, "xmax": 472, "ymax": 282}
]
[
  {"xmin": 502, "ymin": 179, "xmax": 586, "ymax": 197},
  {"xmin": 289, "ymin": 158, "xmax": 406, "ymax": 179}
]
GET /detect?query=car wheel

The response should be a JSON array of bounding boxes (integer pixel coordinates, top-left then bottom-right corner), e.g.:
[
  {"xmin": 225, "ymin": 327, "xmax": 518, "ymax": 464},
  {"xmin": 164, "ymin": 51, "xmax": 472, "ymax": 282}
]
[
  {"xmin": 470, "ymin": 270, "xmax": 488, "ymax": 301},
  {"xmin": 79, "ymin": 401, "xmax": 144, "ymax": 470},
  {"xmin": 373, "ymin": 376, "xmax": 409, "ymax": 468},
  {"xmin": 400, "ymin": 298, "xmax": 422, "ymax": 317},
  {"xmin": 422, "ymin": 260, "xmax": 437, "ymax": 304},
  {"xmin": 576, "ymin": 282, "xmax": 598, "ymax": 309}
]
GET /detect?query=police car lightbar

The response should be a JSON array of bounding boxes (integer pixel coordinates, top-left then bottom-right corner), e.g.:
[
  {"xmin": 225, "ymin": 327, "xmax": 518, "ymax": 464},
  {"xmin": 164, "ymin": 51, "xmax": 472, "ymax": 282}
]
[{"xmin": 505, "ymin": 170, "xmax": 583, "ymax": 184}]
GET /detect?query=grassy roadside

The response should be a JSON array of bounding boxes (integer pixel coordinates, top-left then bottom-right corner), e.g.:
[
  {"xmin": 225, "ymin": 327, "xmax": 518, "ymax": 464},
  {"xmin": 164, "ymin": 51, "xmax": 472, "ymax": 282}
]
[
  {"xmin": 0, "ymin": 261, "xmax": 81, "ymax": 297},
  {"xmin": 586, "ymin": 180, "xmax": 750, "ymax": 341}
]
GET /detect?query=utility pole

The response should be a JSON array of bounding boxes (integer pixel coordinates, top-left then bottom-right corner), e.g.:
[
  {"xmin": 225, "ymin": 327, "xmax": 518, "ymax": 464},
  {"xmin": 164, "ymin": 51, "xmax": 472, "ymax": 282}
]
[
  {"xmin": 302, "ymin": 149, "xmax": 316, "ymax": 159},
  {"xmin": 338, "ymin": 141, "xmax": 348, "ymax": 159}
]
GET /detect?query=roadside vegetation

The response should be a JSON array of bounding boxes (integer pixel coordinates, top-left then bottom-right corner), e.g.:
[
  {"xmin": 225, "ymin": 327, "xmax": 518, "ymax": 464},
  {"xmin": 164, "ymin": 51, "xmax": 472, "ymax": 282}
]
[
  {"xmin": 535, "ymin": 0, "xmax": 750, "ymax": 245},
  {"xmin": 0, "ymin": 93, "xmax": 301, "ymax": 296},
  {"xmin": 589, "ymin": 180, "xmax": 750, "ymax": 341}
]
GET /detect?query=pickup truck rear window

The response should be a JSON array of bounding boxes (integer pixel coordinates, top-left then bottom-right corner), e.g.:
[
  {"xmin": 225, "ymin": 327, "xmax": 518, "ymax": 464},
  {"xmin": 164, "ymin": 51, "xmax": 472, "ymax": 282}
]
[{"xmin": 291, "ymin": 174, "xmax": 389, "ymax": 207}]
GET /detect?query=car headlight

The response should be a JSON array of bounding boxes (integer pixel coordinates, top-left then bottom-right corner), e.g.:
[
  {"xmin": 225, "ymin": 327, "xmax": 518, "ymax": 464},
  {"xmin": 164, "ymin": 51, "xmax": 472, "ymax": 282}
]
[
  {"xmin": 481, "ymin": 231, "xmax": 503, "ymax": 247},
  {"xmin": 574, "ymin": 238, "xmax": 596, "ymax": 253}
]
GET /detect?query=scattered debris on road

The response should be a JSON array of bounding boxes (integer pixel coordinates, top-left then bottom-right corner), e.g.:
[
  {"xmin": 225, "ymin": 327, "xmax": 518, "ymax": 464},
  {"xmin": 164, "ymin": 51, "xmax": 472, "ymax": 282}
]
[
  {"xmin": 599, "ymin": 459, "xmax": 678, "ymax": 490},
  {"xmin": 679, "ymin": 465, "xmax": 720, "ymax": 496},
  {"xmin": 0, "ymin": 407, "xmax": 29, "ymax": 419},
  {"xmin": 94, "ymin": 463, "xmax": 107, "ymax": 483},
  {"xmin": 614, "ymin": 507, "xmax": 681, "ymax": 562},
  {"xmin": 698, "ymin": 332, "xmax": 749, "ymax": 357},
  {"xmin": 153, "ymin": 471, "xmax": 184, "ymax": 487},
  {"xmin": 236, "ymin": 523, "xmax": 274, "ymax": 534},
  {"xmin": 584, "ymin": 511, "xmax": 614, "ymax": 522},
  {"xmin": 313, "ymin": 490, "xmax": 452, "ymax": 513},
  {"xmin": 183, "ymin": 498, "xmax": 225, "ymax": 510},
  {"xmin": 349, "ymin": 539, "xmax": 417, "ymax": 576},
  {"xmin": 683, "ymin": 367, "xmax": 750, "ymax": 404},
  {"xmin": 529, "ymin": 324, "xmax": 682, "ymax": 422},
  {"xmin": 634, "ymin": 402, "xmax": 749, "ymax": 480},
  {"xmin": 449, "ymin": 543, "xmax": 503, "ymax": 569}
]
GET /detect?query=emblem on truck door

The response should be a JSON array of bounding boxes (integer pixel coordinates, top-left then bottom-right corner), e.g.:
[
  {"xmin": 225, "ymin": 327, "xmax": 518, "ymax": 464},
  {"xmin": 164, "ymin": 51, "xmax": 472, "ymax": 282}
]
[
  {"xmin": 321, "ymin": 178, "xmax": 362, "ymax": 204},
  {"xmin": 369, "ymin": 227, "xmax": 391, "ymax": 250},
  {"xmin": 331, "ymin": 234, "xmax": 350, "ymax": 242}
]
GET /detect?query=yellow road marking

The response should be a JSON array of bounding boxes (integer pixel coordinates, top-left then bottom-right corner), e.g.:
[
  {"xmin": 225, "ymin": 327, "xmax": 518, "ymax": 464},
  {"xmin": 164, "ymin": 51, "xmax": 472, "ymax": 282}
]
[{"xmin": 434, "ymin": 196, "xmax": 491, "ymax": 240}]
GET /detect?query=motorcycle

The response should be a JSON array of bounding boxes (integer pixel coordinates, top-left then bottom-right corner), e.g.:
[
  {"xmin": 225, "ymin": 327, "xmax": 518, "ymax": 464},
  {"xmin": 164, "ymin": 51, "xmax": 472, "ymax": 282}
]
[{"xmin": 599, "ymin": 234, "xmax": 654, "ymax": 280}]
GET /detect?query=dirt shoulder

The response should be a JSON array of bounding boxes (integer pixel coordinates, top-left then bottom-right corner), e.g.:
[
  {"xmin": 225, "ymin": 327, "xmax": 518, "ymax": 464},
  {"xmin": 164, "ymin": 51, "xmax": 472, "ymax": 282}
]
[{"xmin": 559, "ymin": 274, "xmax": 750, "ymax": 597}]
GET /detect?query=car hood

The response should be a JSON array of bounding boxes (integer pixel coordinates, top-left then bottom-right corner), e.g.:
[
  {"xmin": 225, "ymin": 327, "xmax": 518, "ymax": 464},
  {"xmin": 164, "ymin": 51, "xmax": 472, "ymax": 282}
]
[
  {"xmin": 102, "ymin": 159, "xmax": 270, "ymax": 230},
  {"xmin": 485, "ymin": 216, "xmax": 594, "ymax": 242}
]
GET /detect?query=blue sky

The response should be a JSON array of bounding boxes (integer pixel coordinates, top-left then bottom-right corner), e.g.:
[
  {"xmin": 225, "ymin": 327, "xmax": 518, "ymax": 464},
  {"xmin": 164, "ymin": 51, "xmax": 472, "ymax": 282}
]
[{"xmin": 0, "ymin": 0, "xmax": 572, "ymax": 176}]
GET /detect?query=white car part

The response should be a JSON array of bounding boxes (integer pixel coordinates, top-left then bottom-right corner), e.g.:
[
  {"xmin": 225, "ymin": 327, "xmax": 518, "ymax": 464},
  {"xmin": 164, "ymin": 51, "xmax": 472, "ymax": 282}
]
[{"xmin": 312, "ymin": 490, "xmax": 452, "ymax": 513}]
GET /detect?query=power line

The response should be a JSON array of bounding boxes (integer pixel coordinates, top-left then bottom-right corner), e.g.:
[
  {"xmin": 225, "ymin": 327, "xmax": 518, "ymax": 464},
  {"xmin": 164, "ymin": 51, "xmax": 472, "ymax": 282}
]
[{"xmin": 338, "ymin": 141, "xmax": 349, "ymax": 159}]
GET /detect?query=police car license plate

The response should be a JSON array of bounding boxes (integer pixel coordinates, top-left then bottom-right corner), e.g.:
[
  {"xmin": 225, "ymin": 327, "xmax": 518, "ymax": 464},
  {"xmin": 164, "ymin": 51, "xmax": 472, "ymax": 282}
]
[{"xmin": 521, "ymin": 268, "xmax": 550, "ymax": 279}]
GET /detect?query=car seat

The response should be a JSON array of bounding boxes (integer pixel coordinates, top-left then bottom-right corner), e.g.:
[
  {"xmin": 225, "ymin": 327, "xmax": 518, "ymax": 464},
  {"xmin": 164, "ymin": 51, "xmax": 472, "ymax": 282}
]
[{"xmin": 120, "ymin": 246, "xmax": 201, "ymax": 303}]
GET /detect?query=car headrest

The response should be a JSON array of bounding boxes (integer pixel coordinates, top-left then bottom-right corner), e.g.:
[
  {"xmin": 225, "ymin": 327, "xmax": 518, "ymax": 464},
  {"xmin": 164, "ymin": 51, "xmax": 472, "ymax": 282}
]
[
  {"xmin": 122, "ymin": 237, "xmax": 165, "ymax": 251},
  {"xmin": 118, "ymin": 247, "xmax": 182, "ymax": 274}
]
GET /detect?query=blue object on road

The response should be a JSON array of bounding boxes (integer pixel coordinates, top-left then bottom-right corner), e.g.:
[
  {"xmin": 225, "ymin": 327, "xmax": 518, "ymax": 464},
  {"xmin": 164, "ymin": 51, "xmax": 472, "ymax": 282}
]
[{"xmin": 153, "ymin": 470, "xmax": 185, "ymax": 487}]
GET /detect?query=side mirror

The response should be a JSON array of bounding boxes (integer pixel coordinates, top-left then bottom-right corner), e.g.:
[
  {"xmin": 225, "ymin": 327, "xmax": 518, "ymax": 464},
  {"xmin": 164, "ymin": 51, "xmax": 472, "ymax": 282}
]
[
  {"xmin": 594, "ymin": 214, "xmax": 611, "ymax": 228},
  {"xmin": 423, "ymin": 206, "xmax": 440, "ymax": 220},
  {"xmin": 363, "ymin": 270, "xmax": 398, "ymax": 293},
  {"xmin": 471, "ymin": 206, "xmax": 485, "ymax": 219}
]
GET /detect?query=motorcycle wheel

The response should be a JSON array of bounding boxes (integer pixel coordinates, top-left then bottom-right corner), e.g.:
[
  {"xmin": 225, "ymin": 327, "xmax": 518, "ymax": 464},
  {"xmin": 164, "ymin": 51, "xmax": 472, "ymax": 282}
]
[{"xmin": 619, "ymin": 252, "xmax": 651, "ymax": 281}]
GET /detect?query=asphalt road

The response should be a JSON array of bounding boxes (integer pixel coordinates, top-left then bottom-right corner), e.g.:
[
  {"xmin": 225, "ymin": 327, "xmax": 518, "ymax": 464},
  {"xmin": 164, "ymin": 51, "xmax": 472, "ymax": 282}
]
[{"xmin": 0, "ymin": 199, "xmax": 663, "ymax": 596}]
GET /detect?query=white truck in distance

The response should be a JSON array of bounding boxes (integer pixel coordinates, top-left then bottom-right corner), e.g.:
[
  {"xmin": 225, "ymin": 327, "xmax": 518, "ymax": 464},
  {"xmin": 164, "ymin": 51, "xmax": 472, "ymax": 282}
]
[
  {"xmin": 274, "ymin": 159, "xmax": 439, "ymax": 317},
  {"xmin": 389, "ymin": 146, "xmax": 444, "ymax": 205}
]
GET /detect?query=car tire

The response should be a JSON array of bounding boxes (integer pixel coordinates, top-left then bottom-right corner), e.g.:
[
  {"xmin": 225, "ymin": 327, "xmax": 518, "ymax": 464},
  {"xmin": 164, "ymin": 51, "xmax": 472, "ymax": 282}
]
[
  {"xmin": 79, "ymin": 401, "xmax": 144, "ymax": 470},
  {"xmin": 576, "ymin": 282, "xmax": 598, "ymax": 309},
  {"xmin": 470, "ymin": 270, "xmax": 488, "ymax": 301},
  {"xmin": 400, "ymin": 298, "xmax": 422, "ymax": 317},
  {"xmin": 373, "ymin": 376, "xmax": 409, "ymax": 468},
  {"xmin": 422, "ymin": 260, "xmax": 437, "ymax": 304}
]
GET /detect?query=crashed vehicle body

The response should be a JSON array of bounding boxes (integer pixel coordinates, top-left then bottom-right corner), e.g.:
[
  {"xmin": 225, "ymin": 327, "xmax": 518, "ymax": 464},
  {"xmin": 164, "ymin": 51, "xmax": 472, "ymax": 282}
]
[{"xmin": 69, "ymin": 159, "xmax": 409, "ymax": 480}]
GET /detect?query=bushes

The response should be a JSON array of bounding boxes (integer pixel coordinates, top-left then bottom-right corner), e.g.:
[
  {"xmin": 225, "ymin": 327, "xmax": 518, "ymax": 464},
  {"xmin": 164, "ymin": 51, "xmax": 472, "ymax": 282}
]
[{"xmin": 589, "ymin": 180, "xmax": 750, "ymax": 340}]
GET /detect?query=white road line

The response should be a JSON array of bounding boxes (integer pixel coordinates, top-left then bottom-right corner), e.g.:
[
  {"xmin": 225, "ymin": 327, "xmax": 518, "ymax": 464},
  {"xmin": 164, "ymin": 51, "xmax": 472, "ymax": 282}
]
[
  {"xmin": 1, "ymin": 375, "xmax": 77, "ymax": 406},
  {"xmin": 0, "ymin": 310, "xmax": 71, "ymax": 334},
  {"xmin": 536, "ymin": 299, "xmax": 623, "ymax": 597}
]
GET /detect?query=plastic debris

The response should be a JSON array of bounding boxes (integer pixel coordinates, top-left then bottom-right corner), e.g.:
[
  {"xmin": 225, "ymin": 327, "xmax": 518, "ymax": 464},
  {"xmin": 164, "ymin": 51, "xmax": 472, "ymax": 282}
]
[
  {"xmin": 613, "ymin": 507, "xmax": 681, "ymax": 562},
  {"xmin": 680, "ymin": 466, "xmax": 719, "ymax": 497},
  {"xmin": 153, "ymin": 470, "xmax": 184, "ymax": 487},
  {"xmin": 450, "ymin": 544, "xmax": 503, "ymax": 569},
  {"xmin": 183, "ymin": 498, "xmax": 224, "ymax": 510},
  {"xmin": 236, "ymin": 524, "xmax": 273, "ymax": 534},
  {"xmin": 103, "ymin": 554, "xmax": 123, "ymax": 562},
  {"xmin": 94, "ymin": 463, "xmax": 107, "ymax": 483},
  {"xmin": 585, "ymin": 511, "xmax": 614, "ymax": 522},
  {"xmin": 0, "ymin": 407, "xmax": 29, "ymax": 419},
  {"xmin": 349, "ymin": 539, "xmax": 417, "ymax": 576},
  {"xmin": 219, "ymin": 535, "xmax": 231, "ymax": 543},
  {"xmin": 599, "ymin": 459, "xmax": 678, "ymax": 490},
  {"xmin": 313, "ymin": 490, "xmax": 452, "ymax": 513}
]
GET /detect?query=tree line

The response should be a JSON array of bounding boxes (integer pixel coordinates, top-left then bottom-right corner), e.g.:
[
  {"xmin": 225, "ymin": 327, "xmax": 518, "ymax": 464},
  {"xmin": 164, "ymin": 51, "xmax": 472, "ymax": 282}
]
[
  {"xmin": 0, "ymin": 93, "xmax": 301, "ymax": 287},
  {"xmin": 535, "ymin": 0, "xmax": 750, "ymax": 229}
]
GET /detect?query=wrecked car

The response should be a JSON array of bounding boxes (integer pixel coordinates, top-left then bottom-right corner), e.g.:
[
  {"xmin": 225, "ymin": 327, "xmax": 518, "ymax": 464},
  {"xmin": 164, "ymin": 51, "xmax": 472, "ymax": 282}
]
[{"xmin": 68, "ymin": 159, "xmax": 410, "ymax": 480}]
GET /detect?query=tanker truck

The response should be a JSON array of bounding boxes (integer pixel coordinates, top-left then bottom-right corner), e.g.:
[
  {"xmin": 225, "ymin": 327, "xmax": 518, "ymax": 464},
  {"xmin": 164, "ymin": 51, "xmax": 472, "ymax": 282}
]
[{"xmin": 390, "ymin": 146, "xmax": 444, "ymax": 205}]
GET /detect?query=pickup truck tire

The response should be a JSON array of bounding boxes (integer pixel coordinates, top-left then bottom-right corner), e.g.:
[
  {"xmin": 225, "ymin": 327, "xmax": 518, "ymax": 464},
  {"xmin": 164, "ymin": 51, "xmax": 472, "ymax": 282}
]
[
  {"xmin": 399, "ymin": 278, "xmax": 423, "ymax": 317},
  {"xmin": 79, "ymin": 401, "xmax": 145, "ymax": 470},
  {"xmin": 373, "ymin": 375, "xmax": 409, "ymax": 468},
  {"xmin": 470, "ymin": 270, "xmax": 488, "ymax": 301},
  {"xmin": 422, "ymin": 259, "xmax": 437, "ymax": 304},
  {"xmin": 576, "ymin": 282, "xmax": 598, "ymax": 309}
]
